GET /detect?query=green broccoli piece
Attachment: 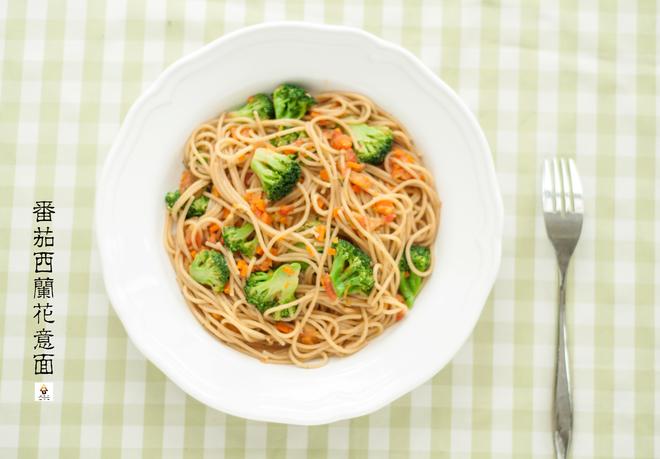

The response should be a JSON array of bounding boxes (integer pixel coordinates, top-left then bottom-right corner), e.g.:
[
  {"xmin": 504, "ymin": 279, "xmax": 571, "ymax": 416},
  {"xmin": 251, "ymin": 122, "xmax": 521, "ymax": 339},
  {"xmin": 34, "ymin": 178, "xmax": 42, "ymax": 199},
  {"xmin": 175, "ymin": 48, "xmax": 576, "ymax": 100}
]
[
  {"xmin": 189, "ymin": 250, "xmax": 229, "ymax": 293},
  {"xmin": 250, "ymin": 147, "xmax": 301, "ymax": 201},
  {"xmin": 270, "ymin": 126, "xmax": 306, "ymax": 147},
  {"xmin": 272, "ymin": 83, "xmax": 316, "ymax": 119},
  {"xmin": 244, "ymin": 263, "xmax": 302, "ymax": 320},
  {"xmin": 348, "ymin": 123, "xmax": 393, "ymax": 165},
  {"xmin": 329, "ymin": 239, "xmax": 375, "ymax": 297},
  {"xmin": 398, "ymin": 245, "xmax": 431, "ymax": 307},
  {"xmin": 222, "ymin": 223, "xmax": 258, "ymax": 257},
  {"xmin": 165, "ymin": 189, "xmax": 180, "ymax": 208},
  {"xmin": 186, "ymin": 195, "xmax": 209, "ymax": 218},
  {"xmin": 233, "ymin": 93, "xmax": 274, "ymax": 120}
]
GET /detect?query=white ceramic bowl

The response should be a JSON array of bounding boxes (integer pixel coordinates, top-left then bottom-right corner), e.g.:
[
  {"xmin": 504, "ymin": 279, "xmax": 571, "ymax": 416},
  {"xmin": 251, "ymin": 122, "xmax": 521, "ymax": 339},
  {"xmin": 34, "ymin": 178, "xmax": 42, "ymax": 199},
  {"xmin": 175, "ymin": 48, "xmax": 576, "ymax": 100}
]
[{"xmin": 96, "ymin": 22, "xmax": 503, "ymax": 425}]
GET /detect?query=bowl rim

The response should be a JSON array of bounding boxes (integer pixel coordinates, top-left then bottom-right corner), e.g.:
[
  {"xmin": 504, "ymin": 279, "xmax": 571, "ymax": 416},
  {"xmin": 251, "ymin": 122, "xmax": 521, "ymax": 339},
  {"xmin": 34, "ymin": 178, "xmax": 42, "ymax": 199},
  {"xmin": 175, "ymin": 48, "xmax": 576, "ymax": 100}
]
[{"xmin": 95, "ymin": 21, "xmax": 503, "ymax": 425}]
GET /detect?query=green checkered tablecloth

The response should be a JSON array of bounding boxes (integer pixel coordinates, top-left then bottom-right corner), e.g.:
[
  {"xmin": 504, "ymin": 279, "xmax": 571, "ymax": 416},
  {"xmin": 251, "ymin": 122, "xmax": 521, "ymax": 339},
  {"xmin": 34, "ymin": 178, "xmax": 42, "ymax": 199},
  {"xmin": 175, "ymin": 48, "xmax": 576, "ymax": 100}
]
[{"xmin": 1, "ymin": 0, "xmax": 657, "ymax": 457}]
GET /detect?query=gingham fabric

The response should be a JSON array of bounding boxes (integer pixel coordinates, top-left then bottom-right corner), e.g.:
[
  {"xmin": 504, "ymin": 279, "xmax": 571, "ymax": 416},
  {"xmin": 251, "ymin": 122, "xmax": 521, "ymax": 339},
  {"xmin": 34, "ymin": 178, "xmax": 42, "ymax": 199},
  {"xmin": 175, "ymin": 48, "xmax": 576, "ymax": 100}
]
[{"xmin": 0, "ymin": 0, "xmax": 657, "ymax": 457}]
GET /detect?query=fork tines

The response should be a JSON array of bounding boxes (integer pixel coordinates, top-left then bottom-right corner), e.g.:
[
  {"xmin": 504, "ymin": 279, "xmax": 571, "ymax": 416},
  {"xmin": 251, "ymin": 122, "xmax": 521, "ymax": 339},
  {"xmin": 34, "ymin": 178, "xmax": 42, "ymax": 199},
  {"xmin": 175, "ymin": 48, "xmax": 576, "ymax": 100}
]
[{"xmin": 542, "ymin": 158, "xmax": 584, "ymax": 215}]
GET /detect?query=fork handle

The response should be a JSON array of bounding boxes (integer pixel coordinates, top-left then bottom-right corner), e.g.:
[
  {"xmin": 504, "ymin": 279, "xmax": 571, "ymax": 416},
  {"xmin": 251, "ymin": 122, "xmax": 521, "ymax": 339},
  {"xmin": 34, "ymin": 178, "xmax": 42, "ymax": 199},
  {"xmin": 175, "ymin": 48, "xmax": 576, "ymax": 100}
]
[{"xmin": 553, "ymin": 269, "xmax": 573, "ymax": 459}]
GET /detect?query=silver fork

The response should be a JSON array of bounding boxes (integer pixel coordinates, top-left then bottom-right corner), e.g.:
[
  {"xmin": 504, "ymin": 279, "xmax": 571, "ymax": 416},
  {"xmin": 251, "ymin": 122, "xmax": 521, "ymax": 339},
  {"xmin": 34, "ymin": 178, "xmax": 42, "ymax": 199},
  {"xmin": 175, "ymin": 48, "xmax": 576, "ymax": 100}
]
[{"xmin": 542, "ymin": 158, "xmax": 584, "ymax": 459}]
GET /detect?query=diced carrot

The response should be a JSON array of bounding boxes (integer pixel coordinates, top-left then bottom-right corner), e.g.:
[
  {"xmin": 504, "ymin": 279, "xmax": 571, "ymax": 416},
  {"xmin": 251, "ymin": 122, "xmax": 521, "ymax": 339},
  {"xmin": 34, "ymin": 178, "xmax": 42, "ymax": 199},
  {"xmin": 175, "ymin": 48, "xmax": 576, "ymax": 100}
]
[
  {"xmin": 346, "ymin": 161, "xmax": 364, "ymax": 172},
  {"xmin": 209, "ymin": 224, "xmax": 220, "ymax": 233},
  {"xmin": 383, "ymin": 213, "xmax": 396, "ymax": 223},
  {"xmin": 278, "ymin": 205, "xmax": 294, "ymax": 216},
  {"xmin": 314, "ymin": 225, "xmax": 326, "ymax": 242},
  {"xmin": 349, "ymin": 172, "xmax": 371, "ymax": 190},
  {"xmin": 396, "ymin": 309, "xmax": 406, "ymax": 321},
  {"xmin": 256, "ymin": 246, "xmax": 264, "ymax": 255},
  {"xmin": 332, "ymin": 208, "xmax": 342, "ymax": 219},
  {"xmin": 330, "ymin": 129, "xmax": 352, "ymax": 150},
  {"xmin": 190, "ymin": 250, "xmax": 197, "ymax": 259},
  {"xmin": 179, "ymin": 170, "xmax": 195, "ymax": 193},
  {"xmin": 260, "ymin": 212, "xmax": 272, "ymax": 225},
  {"xmin": 236, "ymin": 259, "xmax": 248, "ymax": 278},
  {"xmin": 212, "ymin": 186, "xmax": 220, "ymax": 197},
  {"xmin": 345, "ymin": 149, "xmax": 358, "ymax": 163},
  {"xmin": 276, "ymin": 322, "xmax": 294, "ymax": 334},
  {"xmin": 222, "ymin": 208, "xmax": 230, "ymax": 219},
  {"xmin": 322, "ymin": 274, "xmax": 337, "ymax": 301},
  {"xmin": 391, "ymin": 148, "xmax": 415, "ymax": 163},
  {"xmin": 299, "ymin": 325, "xmax": 321, "ymax": 344},
  {"xmin": 208, "ymin": 233, "xmax": 218, "ymax": 243},
  {"xmin": 354, "ymin": 214, "xmax": 367, "ymax": 228},
  {"xmin": 223, "ymin": 284, "xmax": 230, "ymax": 294},
  {"xmin": 391, "ymin": 164, "xmax": 413, "ymax": 181},
  {"xmin": 319, "ymin": 169, "xmax": 330, "ymax": 181},
  {"xmin": 374, "ymin": 199, "xmax": 395, "ymax": 215},
  {"xmin": 351, "ymin": 184, "xmax": 361, "ymax": 194},
  {"xmin": 255, "ymin": 258, "xmax": 272, "ymax": 271},
  {"xmin": 316, "ymin": 196, "xmax": 326, "ymax": 209},
  {"xmin": 305, "ymin": 245, "xmax": 315, "ymax": 256},
  {"xmin": 282, "ymin": 265, "xmax": 295, "ymax": 275},
  {"xmin": 270, "ymin": 247, "xmax": 279, "ymax": 255},
  {"xmin": 328, "ymin": 247, "xmax": 336, "ymax": 256}
]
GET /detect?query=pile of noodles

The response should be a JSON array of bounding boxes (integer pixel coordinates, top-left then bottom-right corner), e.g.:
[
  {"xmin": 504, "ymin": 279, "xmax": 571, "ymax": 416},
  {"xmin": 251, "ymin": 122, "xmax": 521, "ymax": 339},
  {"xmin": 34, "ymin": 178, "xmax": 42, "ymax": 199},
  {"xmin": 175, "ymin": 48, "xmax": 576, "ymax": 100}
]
[{"xmin": 163, "ymin": 91, "xmax": 441, "ymax": 367}]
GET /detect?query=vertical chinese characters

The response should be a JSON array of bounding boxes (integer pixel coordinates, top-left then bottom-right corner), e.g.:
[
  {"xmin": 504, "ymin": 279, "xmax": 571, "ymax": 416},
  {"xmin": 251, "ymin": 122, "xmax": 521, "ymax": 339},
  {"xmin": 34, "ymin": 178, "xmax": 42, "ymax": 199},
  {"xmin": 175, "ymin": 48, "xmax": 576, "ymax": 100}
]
[{"xmin": 32, "ymin": 201, "xmax": 55, "ymax": 376}]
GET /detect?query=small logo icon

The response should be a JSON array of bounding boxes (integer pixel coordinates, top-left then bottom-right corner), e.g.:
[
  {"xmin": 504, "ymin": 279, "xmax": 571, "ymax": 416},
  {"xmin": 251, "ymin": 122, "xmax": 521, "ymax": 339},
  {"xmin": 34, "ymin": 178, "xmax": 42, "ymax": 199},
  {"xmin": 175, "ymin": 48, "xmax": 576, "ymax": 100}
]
[{"xmin": 34, "ymin": 382, "xmax": 53, "ymax": 402}]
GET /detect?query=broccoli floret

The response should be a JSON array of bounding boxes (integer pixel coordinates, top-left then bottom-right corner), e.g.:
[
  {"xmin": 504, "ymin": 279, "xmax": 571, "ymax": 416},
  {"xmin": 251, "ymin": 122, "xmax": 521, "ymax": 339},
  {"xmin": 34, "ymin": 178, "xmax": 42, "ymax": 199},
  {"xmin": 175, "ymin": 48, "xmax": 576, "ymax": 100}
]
[
  {"xmin": 270, "ymin": 126, "xmax": 306, "ymax": 147},
  {"xmin": 398, "ymin": 245, "xmax": 431, "ymax": 307},
  {"xmin": 244, "ymin": 263, "xmax": 302, "ymax": 320},
  {"xmin": 348, "ymin": 123, "xmax": 393, "ymax": 165},
  {"xmin": 329, "ymin": 239, "xmax": 375, "ymax": 297},
  {"xmin": 250, "ymin": 147, "xmax": 301, "ymax": 201},
  {"xmin": 222, "ymin": 223, "xmax": 258, "ymax": 257},
  {"xmin": 233, "ymin": 93, "xmax": 274, "ymax": 120},
  {"xmin": 272, "ymin": 83, "xmax": 316, "ymax": 119},
  {"xmin": 165, "ymin": 189, "xmax": 180, "ymax": 208},
  {"xmin": 189, "ymin": 250, "xmax": 229, "ymax": 293},
  {"xmin": 186, "ymin": 195, "xmax": 209, "ymax": 218}
]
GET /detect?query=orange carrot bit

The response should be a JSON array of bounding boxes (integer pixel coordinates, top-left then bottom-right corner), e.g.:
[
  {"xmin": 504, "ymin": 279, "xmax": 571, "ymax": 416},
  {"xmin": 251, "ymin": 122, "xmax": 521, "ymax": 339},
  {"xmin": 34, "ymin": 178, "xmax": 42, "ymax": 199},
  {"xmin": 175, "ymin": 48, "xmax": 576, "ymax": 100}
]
[
  {"xmin": 208, "ymin": 233, "xmax": 218, "ymax": 243},
  {"xmin": 345, "ymin": 149, "xmax": 358, "ymax": 163},
  {"xmin": 282, "ymin": 265, "xmax": 295, "ymax": 275},
  {"xmin": 278, "ymin": 205, "xmax": 294, "ymax": 216},
  {"xmin": 190, "ymin": 250, "xmax": 197, "ymax": 259},
  {"xmin": 222, "ymin": 208, "xmax": 231, "ymax": 219},
  {"xmin": 349, "ymin": 172, "xmax": 372, "ymax": 190},
  {"xmin": 332, "ymin": 208, "xmax": 342, "ymax": 220},
  {"xmin": 314, "ymin": 225, "xmax": 326, "ymax": 242},
  {"xmin": 223, "ymin": 283, "xmax": 230, "ymax": 294},
  {"xmin": 211, "ymin": 186, "xmax": 221, "ymax": 197},
  {"xmin": 347, "ymin": 161, "xmax": 365, "ymax": 172},
  {"xmin": 209, "ymin": 223, "xmax": 220, "ymax": 233},
  {"xmin": 179, "ymin": 170, "xmax": 195, "ymax": 193},
  {"xmin": 260, "ymin": 212, "xmax": 272, "ymax": 225},
  {"xmin": 330, "ymin": 129, "xmax": 353, "ymax": 150},
  {"xmin": 299, "ymin": 325, "xmax": 321, "ymax": 344},
  {"xmin": 396, "ymin": 309, "xmax": 406, "ymax": 321},
  {"xmin": 256, "ymin": 246, "xmax": 264, "ymax": 255},
  {"xmin": 353, "ymin": 214, "xmax": 367, "ymax": 229},
  {"xmin": 374, "ymin": 199, "xmax": 395, "ymax": 215},
  {"xmin": 316, "ymin": 196, "xmax": 326, "ymax": 209},
  {"xmin": 305, "ymin": 244, "xmax": 316, "ymax": 256},
  {"xmin": 328, "ymin": 247, "xmax": 337, "ymax": 256},
  {"xmin": 383, "ymin": 213, "xmax": 396, "ymax": 223},
  {"xmin": 275, "ymin": 322, "xmax": 294, "ymax": 334},
  {"xmin": 351, "ymin": 184, "xmax": 361, "ymax": 194},
  {"xmin": 391, "ymin": 164, "xmax": 413, "ymax": 181},
  {"xmin": 236, "ymin": 259, "xmax": 249, "ymax": 278},
  {"xmin": 255, "ymin": 258, "xmax": 273, "ymax": 271},
  {"xmin": 319, "ymin": 169, "xmax": 330, "ymax": 181},
  {"xmin": 321, "ymin": 274, "xmax": 337, "ymax": 302},
  {"xmin": 391, "ymin": 148, "xmax": 415, "ymax": 163}
]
